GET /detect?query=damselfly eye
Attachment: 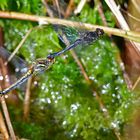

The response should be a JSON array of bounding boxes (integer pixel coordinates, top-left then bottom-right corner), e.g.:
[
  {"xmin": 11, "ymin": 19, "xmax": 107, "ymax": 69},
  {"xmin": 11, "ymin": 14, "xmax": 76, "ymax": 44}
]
[
  {"xmin": 47, "ymin": 54, "xmax": 55, "ymax": 60},
  {"xmin": 96, "ymin": 28, "xmax": 104, "ymax": 36}
]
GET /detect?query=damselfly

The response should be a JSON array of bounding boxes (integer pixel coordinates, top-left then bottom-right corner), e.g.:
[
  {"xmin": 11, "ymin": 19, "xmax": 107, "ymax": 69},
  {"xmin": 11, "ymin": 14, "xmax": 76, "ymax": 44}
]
[
  {"xmin": 0, "ymin": 55, "xmax": 55, "ymax": 95},
  {"xmin": 47, "ymin": 28, "xmax": 104, "ymax": 59},
  {"xmin": 0, "ymin": 27, "xmax": 104, "ymax": 95}
]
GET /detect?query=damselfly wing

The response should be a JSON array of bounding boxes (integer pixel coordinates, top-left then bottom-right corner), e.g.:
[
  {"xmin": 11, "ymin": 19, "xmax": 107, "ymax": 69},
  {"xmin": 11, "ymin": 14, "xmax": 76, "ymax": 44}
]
[{"xmin": 48, "ymin": 26, "xmax": 104, "ymax": 58}]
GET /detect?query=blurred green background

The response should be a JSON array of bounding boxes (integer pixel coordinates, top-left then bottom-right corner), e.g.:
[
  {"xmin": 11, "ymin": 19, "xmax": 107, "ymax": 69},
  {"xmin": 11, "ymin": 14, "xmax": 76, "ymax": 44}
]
[{"xmin": 0, "ymin": 0, "xmax": 136, "ymax": 140}]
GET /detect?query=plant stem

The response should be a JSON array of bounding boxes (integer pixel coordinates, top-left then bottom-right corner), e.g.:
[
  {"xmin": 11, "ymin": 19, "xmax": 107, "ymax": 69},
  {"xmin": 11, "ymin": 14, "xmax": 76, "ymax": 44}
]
[{"xmin": 0, "ymin": 11, "xmax": 140, "ymax": 42}]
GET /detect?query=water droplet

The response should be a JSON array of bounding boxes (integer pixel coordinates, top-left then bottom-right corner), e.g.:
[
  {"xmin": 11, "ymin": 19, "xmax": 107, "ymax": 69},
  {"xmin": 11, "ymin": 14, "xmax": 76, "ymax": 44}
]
[
  {"xmin": 20, "ymin": 67, "xmax": 28, "ymax": 73},
  {"xmin": 124, "ymin": 104, "xmax": 128, "ymax": 108},
  {"xmin": 5, "ymin": 95, "xmax": 8, "ymax": 98},
  {"xmin": 112, "ymin": 99, "xmax": 115, "ymax": 103},
  {"xmin": 64, "ymin": 84, "xmax": 68, "ymax": 89},
  {"xmin": 94, "ymin": 65, "xmax": 99, "ymax": 69},
  {"xmin": 70, "ymin": 112, "xmax": 74, "ymax": 116},
  {"xmin": 86, "ymin": 57, "xmax": 90, "ymax": 60},
  {"xmin": 62, "ymin": 121, "xmax": 67, "ymax": 125},
  {"xmin": 49, "ymin": 83, "xmax": 53, "ymax": 88},
  {"xmin": 54, "ymin": 100, "xmax": 58, "ymax": 104},
  {"xmin": 44, "ymin": 87, "xmax": 49, "ymax": 92},
  {"xmin": 111, "ymin": 122, "xmax": 117, "ymax": 128},
  {"xmin": 89, "ymin": 76, "xmax": 95, "ymax": 80},
  {"xmin": 52, "ymin": 95, "xmax": 55, "ymax": 99},
  {"xmin": 71, "ymin": 104, "xmax": 78, "ymax": 110},
  {"xmin": 34, "ymin": 81, "xmax": 38, "ymax": 85},
  {"xmin": 5, "ymin": 75, "xmax": 10, "ymax": 82},
  {"xmin": 112, "ymin": 94, "xmax": 116, "ymax": 97},
  {"xmin": 102, "ymin": 108, "xmax": 107, "ymax": 112},
  {"xmin": 118, "ymin": 110, "xmax": 122, "ymax": 113},
  {"xmin": 57, "ymin": 95, "xmax": 62, "ymax": 100},
  {"xmin": 70, "ymin": 103, "xmax": 80, "ymax": 113},
  {"xmin": 103, "ymin": 83, "xmax": 110, "ymax": 89},
  {"xmin": 62, "ymin": 54, "xmax": 68, "ymax": 59},
  {"xmin": 51, "ymin": 91, "xmax": 54, "ymax": 95},
  {"xmin": 48, "ymin": 49, "xmax": 53, "ymax": 53},
  {"xmin": 30, "ymin": 53, "xmax": 34, "ymax": 57},
  {"xmin": 46, "ymin": 98, "xmax": 51, "ymax": 104},
  {"xmin": 117, "ymin": 94, "xmax": 121, "ymax": 99},
  {"xmin": 15, "ymin": 68, "xmax": 20, "ymax": 72},
  {"xmin": 88, "ymin": 107, "xmax": 91, "ymax": 110},
  {"xmin": 93, "ymin": 92, "xmax": 96, "ymax": 96},
  {"xmin": 40, "ymin": 98, "xmax": 45, "ymax": 102},
  {"xmin": 62, "ymin": 76, "xmax": 70, "ymax": 83},
  {"xmin": 41, "ymin": 83, "xmax": 46, "ymax": 90},
  {"xmin": 101, "ymin": 89, "xmax": 106, "ymax": 94},
  {"xmin": 70, "ymin": 134, "xmax": 74, "ymax": 137},
  {"xmin": 0, "ymin": 75, "xmax": 4, "ymax": 80},
  {"xmin": 73, "ymin": 128, "xmax": 77, "ymax": 133}
]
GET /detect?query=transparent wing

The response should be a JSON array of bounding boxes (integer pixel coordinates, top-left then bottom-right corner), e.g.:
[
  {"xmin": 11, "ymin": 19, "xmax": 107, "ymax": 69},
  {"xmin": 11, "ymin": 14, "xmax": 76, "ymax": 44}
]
[
  {"xmin": 48, "ymin": 27, "xmax": 104, "ymax": 58},
  {"xmin": 53, "ymin": 25, "xmax": 79, "ymax": 45},
  {"xmin": 0, "ymin": 47, "xmax": 28, "ymax": 74}
]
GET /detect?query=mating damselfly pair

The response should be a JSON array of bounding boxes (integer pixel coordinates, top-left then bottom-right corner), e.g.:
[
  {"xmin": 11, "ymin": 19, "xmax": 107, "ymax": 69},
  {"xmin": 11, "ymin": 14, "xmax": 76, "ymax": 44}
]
[{"xmin": 0, "ymin": 26, "xmax": 104, "ymax": 95}]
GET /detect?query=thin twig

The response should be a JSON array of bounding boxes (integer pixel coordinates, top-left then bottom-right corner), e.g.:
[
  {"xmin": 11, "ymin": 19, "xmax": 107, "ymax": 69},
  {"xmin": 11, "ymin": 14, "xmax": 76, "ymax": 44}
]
[
  {"xmin": 42, "ymin": 0, "xmax": 54, "ymax": 17},
  {"xmin": 0, "ymin": 11, "xmax": 140, "ymax": 42},
  {"xmin": 4, "ymin": 28, "xmax": 32, "ymax": 65},
  {"xmin": 23, "ymin": 77, "xmax": 32, "ymax": 121},
  {"xmin": 104, "ymin": 0, "xmax": 140, "ymax": 54},
  {"xmin": 0, "ymin": 97, "xmax": 16, "ymax": 140},
  {"xmin": 74, "ymin": 0, "xmax": 87, "ymax": 15},
  {"xmin": 0, "ymin": 59, "xmax": 16, "ymax": 140},
  {"xmin": 132, "ymin": 75, "xmax": 140, "ymax": 90},
  {"xmin": 96, "ymin": 0, "xmax": 108, "ymax": 26},
  {"xmin": 70, "ymin": 50, "xmax": 108, "ymax": 115},
  {"xmin": 0, "ymin": 108, "xmax": 9, "ymax": 139},
  {"xmin": 64, "ymin": 0, "xmax": 74, "ymax": 18},
  {"xmin": 54, "ymin": 0, "xmax": 61, "ymax": 18},
  {"xmin": 120, "ymin": 62, "xmax": 132, "ymax": 89},
  {"xmin": 120, "ymin": 8, "xmax": 140, "ymax": 22},
  {"xmin": 0, "ymin": 29, "xmax": 10, "ymax": 140},
  {"xmin": 54, "ymin": 0, "xmax": 62, "ymax": 18}
]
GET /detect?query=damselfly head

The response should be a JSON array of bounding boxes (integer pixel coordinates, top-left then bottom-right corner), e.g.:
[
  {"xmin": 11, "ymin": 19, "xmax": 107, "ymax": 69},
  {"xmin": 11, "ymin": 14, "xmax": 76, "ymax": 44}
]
[
  {"xmin": 96, "ymin": 28, "xmax": 104, "ymax": 36},
  {"xmin": 46, "ymin": 56, "xmax": 55, "ymax": 66},
  {"xmin": 47, "ymin": 54, "xmax": 55, "ymax": 60},
  {"xmin": 47, "ymin": 53, "xmax": 56, "ymax": 63}
]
